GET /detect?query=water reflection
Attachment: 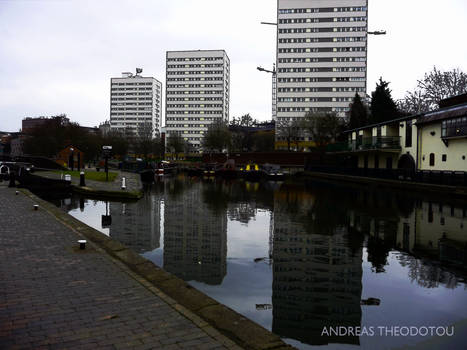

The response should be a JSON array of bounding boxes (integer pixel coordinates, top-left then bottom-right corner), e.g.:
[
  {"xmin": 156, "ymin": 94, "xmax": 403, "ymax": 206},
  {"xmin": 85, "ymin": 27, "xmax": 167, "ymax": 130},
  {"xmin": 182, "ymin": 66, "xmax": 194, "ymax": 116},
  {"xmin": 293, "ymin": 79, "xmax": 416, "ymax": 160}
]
[
  {"xmin": 163, "ymin": 180, "xmax": 227, "ymax": 285},
  {"xmin": 108, "ymin": 192, "xmax": 162, "ymax": 253},
  {"xmin": 44, "ymin": 176, "xmax": 467, "ymax": 350},
  {"xmin": 272, "ymin": 184, "xmax": 363, "ymax": 346}
]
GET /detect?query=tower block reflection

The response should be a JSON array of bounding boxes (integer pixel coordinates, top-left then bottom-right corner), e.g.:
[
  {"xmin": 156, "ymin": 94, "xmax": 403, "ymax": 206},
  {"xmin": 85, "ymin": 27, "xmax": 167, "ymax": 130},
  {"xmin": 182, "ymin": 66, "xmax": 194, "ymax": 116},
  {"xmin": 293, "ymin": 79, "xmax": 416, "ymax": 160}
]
[
  {"xmin": 163, "ymin": 182, "xmax": 228, "ymax": 285},
  {"xmin": 109, "ymin": 192, "xmax": 162, "ymax": 253},
  {"xmin": 272, "ymin": 186, "xmax": 363, "ymax": 346}
]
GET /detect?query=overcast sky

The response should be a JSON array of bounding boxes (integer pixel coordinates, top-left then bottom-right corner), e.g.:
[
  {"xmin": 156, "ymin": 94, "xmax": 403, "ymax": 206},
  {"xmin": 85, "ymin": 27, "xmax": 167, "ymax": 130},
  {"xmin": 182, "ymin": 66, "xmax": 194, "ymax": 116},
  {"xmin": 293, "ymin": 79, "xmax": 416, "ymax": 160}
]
[{"xmin": 1, "ymin": 0, "xmax": 466, "ymax": 132}]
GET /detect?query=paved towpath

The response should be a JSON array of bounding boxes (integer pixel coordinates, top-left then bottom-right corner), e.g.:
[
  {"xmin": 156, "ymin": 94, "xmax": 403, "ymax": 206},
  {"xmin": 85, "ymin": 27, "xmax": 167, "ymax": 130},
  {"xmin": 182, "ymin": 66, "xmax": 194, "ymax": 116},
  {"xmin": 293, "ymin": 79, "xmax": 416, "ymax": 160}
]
[{"xmin": 0, "ymin": 183, "xmax": 238, "ymax": 350}]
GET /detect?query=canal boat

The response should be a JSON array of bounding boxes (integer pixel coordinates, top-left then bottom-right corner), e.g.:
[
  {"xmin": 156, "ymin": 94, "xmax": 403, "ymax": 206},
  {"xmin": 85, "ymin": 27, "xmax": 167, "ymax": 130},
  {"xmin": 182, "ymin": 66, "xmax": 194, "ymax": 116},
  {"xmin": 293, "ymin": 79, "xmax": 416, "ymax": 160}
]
[
  {"xmin": 203, "ymin": 163, "xmax": 217, "ymax": 178},
  {"xmin": 155, "ymin": 161, "xmax": 177, "ymax": 177},
  {"xmin": 261, "ymin": 163, "xmax": 284, "ymax": 181},
  {"xmin": 240, "ymin": 162, "xmax": 265, "ymax": 181},
  {"xmin": 215, "ymin": 159, "xmax": 238, "ymax": 179},
  {"xmin": 187, "ymin": 166, "xmax": 204, "ymax": 177}
]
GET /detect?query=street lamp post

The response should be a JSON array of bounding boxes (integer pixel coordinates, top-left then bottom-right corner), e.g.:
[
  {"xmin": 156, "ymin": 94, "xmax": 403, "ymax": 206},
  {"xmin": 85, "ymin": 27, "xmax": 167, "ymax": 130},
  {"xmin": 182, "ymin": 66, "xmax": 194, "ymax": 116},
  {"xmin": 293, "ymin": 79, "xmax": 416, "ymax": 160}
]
[
  {"xmin": 257, "ymin": 65, "xmax": 277, "ymax": 121},
  {"xmin": 258, "ymin": 21, "xmax": 278, "ymax": 122},
  {"xmin": 368, "ymin": 30, "xmax": 387, "ymax": 35},
  {"xmin": 367, "ymin": 30, "xmax": 387, "ymax": 102}
]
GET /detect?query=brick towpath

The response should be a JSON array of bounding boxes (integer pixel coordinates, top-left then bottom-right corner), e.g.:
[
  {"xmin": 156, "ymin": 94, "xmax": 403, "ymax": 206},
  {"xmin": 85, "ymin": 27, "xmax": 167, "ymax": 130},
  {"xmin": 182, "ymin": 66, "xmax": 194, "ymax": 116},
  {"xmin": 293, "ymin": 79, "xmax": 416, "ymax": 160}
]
[{"xmin": 0, "ymin": 184, "xmax": 238, "ymax": 350}]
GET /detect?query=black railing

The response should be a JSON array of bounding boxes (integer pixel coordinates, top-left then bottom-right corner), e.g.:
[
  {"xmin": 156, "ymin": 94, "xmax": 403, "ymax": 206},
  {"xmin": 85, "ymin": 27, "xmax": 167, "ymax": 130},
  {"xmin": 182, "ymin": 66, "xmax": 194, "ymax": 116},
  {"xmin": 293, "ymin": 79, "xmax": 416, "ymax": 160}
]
[
  {"xmin": 326, "ymin": 136, "xmax": 401, "ymax": 153},
  {"xmin": 353, "ymin": 136, "xmax": 401, "ymax": 151},
  {"xmin": 305, "ymin": 165, "xmax": 467, "ymax": 187}
]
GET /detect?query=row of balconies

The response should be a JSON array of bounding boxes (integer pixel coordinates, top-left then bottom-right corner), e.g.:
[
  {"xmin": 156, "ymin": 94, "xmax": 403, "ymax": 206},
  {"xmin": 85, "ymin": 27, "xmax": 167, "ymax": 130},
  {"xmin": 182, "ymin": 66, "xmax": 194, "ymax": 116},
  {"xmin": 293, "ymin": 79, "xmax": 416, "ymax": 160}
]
[{"xmin": 327, "ymin": 136, "xmax": 402, "ymax": 152}]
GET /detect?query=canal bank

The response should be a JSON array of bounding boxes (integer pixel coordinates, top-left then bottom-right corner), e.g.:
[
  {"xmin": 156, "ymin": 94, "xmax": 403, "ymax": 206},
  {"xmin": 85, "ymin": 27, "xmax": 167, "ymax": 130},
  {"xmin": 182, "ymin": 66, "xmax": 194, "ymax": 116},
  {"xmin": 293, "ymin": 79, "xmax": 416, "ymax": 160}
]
[
  {"xmin": 33, "ymin": 170, "xmax": 144, "ymax": 200},
  {"xmin": 45, "ymin": 176, "xmax": 467, "ymax": 350},
  {"xmin": 300, "ymin": 171, "xmax": 467, "ymax": 198},
  {"xmin": 0, "ymin": 184, "xmax": 294, "ymax": 350}
]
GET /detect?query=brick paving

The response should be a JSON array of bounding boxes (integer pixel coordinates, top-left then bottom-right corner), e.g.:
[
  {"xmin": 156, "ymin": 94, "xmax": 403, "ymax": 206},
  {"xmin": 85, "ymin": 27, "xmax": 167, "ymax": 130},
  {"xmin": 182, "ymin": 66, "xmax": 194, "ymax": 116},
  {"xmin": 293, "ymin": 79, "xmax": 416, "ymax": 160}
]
[{"xmin": 0, "ymin": 183, "xmax": 232, "ymax": 350}]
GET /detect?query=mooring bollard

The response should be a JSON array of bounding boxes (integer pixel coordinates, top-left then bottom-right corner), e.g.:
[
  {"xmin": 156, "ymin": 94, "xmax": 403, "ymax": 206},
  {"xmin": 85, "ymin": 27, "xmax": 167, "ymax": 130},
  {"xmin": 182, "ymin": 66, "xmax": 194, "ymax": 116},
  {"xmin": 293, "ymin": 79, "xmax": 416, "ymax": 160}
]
[
  {"xmin": 121, "ymin": 177, "xmax": 126, "ymax": 190},
  {"xmin": 79, "ymin": 171, "xmax": 86, "ymax": 187},
  {"xmin": 78, "ymin": 240, "xmax": 87, "ymax": 250},
  {"xmin": 33, "ymin": 204, "xmax": 38, "ymax": 211}
]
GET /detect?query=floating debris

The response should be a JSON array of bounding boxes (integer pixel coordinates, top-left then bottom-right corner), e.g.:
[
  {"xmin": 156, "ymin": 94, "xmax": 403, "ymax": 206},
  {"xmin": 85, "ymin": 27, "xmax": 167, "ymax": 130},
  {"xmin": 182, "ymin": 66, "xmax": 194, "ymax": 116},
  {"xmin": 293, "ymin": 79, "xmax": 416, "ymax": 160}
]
[
  {"xmin": 361, "ymin": 298, "xmax": 381, "ymax": 306},
  {"xmin": 256, "ymin": 304, "xmax": 273, "ymax": 310}
]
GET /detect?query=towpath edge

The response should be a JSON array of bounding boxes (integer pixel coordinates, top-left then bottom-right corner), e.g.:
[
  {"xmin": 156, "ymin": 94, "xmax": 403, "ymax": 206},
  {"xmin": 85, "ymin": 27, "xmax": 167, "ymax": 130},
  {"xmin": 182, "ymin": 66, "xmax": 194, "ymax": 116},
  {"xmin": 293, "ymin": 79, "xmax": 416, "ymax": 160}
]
[
  {"xmin": 35, "ymin": 170, "xmax": 144, "ymax": 200},
  {"xmin": 1, "ymin": 185, "xmax": 295, "ymax": 350}
]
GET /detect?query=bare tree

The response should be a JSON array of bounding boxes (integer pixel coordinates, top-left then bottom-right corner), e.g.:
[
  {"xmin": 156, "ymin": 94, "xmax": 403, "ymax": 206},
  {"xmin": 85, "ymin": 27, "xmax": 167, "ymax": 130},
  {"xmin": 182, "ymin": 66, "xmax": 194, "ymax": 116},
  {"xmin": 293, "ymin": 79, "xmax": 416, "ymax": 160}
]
[
  {"xmin": 239, "ymin": 113, "xmax": 257, "ymax": 127},
  {"xmin": 419, "ymin": 67, "xmax": 467, "ymax": 107},
  {"xmin": 276, "ymin": 119, "xmax": 301, "ymax": 151},
  {"xmin": 399, "ymin": 67, "xmax": 467, "ymax": 114},
  {"xmin": 166, "ymin": 133, "xmax": 185, "ymax": 159},
  {"xmin": 397, "ymin": 90, "xmax": 431, "ymax": 115},
  {"xmin": 203, "ymin": 120, "xmax": 231, "ymax": 152},
  {"xmin": 135, "ymin": 122, "xmax": 154, "ymax": 159},
  {"xmin": 301, "ymin": 112, "xmax": 345, "ymax": 148}
]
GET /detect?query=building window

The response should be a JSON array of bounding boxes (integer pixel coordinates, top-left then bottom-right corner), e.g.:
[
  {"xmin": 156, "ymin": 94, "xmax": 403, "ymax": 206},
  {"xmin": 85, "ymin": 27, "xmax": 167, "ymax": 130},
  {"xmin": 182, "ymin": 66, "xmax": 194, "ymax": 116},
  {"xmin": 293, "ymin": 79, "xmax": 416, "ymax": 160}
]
[
  {"xmin": 442, "ymin": 154, "xmax": 447, "ymax": 162},
  {"xmin": 405, "ymin": 120, "xmax": 412, "ymax": 147},
  {"xmin": 429, "ymin": 153, "xmax": 435, "ymax": 166}
]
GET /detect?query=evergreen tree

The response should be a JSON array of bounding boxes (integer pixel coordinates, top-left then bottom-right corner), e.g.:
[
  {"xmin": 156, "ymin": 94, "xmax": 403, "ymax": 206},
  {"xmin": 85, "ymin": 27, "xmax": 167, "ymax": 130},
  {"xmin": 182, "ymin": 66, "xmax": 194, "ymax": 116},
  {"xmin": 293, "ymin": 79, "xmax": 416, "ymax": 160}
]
[
  {"xmin": 370, "ymin": 77, "xmax": 400, "ymax": 124},
  {"xmin": 348, "ymin": 93, "xmax": 369, "ymax": 129}
]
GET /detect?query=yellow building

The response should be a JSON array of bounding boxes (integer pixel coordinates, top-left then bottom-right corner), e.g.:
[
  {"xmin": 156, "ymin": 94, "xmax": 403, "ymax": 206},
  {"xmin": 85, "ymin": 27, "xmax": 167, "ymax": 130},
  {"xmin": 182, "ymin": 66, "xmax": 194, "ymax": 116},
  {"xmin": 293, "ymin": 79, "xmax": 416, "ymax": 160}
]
[
  {"xmin": 346, "ymin": 115, "xmax": 418, "ymax": 172},
  {"xmin": 416, "ymin": 103, "xmax": 467, "ymax": 172},
  {"xmin": 339, "ymin": 93, "xmax": 467, "ymax": 175}
]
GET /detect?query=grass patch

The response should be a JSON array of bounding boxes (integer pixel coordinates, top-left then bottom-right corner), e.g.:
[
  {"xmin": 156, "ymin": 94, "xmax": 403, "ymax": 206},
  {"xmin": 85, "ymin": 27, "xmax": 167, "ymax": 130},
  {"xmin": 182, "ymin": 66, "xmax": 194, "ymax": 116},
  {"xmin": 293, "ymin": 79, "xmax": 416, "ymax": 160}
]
[{"xmin": 54, "ymin": 170, "xmax": 118, "ymax": 182}]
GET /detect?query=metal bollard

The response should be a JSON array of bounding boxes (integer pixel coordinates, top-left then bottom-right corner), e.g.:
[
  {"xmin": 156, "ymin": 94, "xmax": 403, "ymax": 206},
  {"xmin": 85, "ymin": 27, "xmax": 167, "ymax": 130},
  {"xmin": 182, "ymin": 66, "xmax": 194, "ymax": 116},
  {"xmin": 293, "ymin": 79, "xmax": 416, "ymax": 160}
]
[
  {"xmin": 78, "ymin": 240, "xmax": 87, "ymax": 250},
  {"xmin": 121, "ymin": 177, "xmax": 126, "ymax": 190},
  {"xmin": 79, "ymin": 171, "xmax": 86, "ymax": 187},
  {"xmin": 33, "ymin": 204, "xmax": 39, "ymax": 211},
  {"xmin": 15, "ymin": 191, "xmax": 19, "ymax": 195}
]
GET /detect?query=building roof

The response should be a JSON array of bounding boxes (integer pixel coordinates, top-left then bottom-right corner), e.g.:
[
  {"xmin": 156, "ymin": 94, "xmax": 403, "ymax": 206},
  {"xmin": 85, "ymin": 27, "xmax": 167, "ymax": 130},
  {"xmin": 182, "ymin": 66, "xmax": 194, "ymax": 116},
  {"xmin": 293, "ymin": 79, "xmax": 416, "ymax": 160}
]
[
  {"xmin": 345, "ymin": 98, "xmax": 467, "ymax": 132},
  {"xmin": 344, "ymin": 114, "xmax": 420, "ymax": 134},
  {"xmin": 438, "ymin": 93, "xmax": 467, "ymax": 108},
  {"xmin": 416, "ymin": 103, "xmax": 467, "ymax": 126}
]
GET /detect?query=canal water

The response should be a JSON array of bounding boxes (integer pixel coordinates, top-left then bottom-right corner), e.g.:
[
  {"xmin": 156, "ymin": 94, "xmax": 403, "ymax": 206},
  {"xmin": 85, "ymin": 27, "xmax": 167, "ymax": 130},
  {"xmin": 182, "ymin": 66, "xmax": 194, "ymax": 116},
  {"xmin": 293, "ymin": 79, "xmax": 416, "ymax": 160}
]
[{"xmin": 42, "ymin": 176, "xmax": 467, "ymax": 349}]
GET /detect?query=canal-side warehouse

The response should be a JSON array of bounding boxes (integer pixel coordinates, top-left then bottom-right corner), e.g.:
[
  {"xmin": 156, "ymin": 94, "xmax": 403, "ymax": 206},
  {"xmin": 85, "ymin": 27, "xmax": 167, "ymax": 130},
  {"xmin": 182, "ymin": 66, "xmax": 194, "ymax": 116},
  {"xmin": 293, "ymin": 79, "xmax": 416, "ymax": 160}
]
[{"xmin": 344, "ymin": 93, "xmax": 467, "ymax": 173}]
